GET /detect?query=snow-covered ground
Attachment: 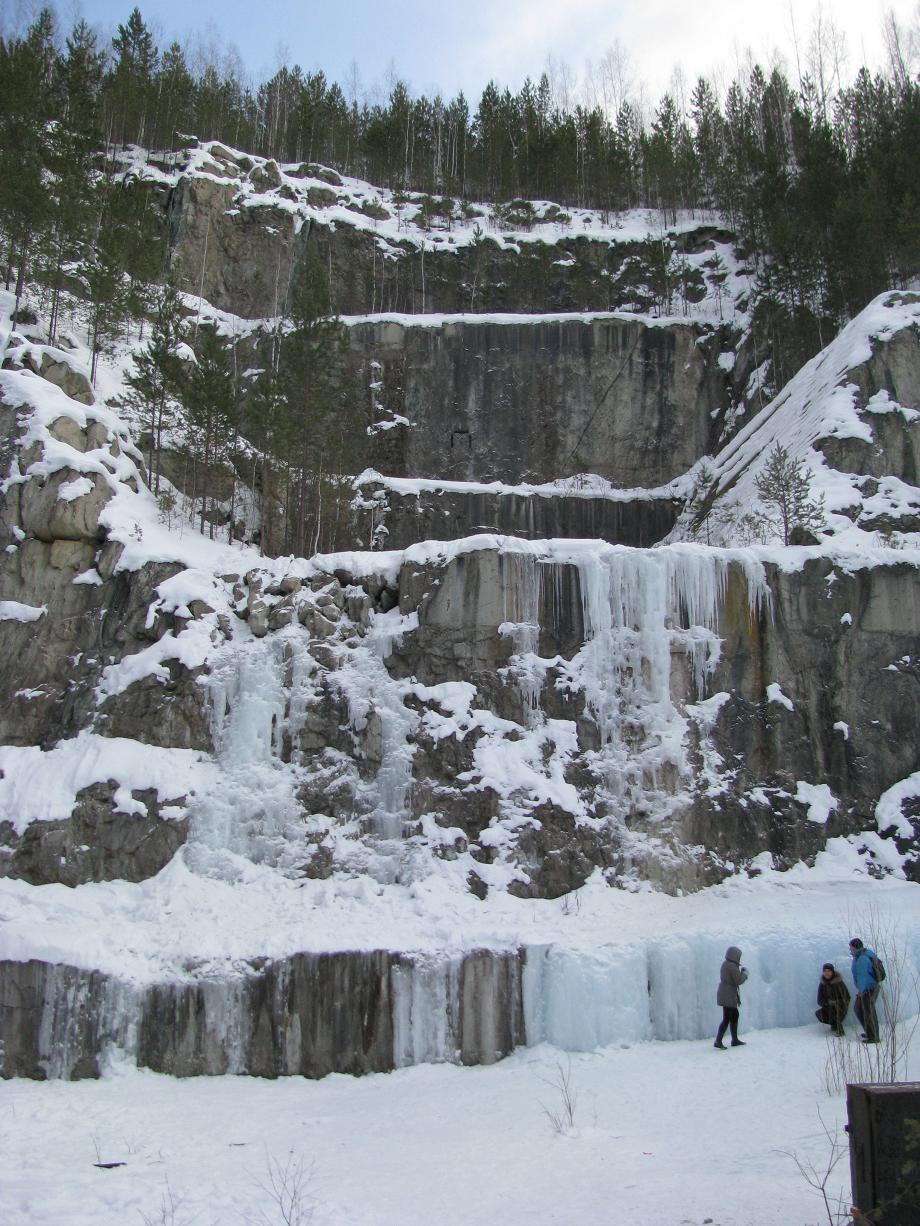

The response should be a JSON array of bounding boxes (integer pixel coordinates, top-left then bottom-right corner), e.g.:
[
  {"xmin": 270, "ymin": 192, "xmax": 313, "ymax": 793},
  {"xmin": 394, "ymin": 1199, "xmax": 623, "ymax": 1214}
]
[{"xmin": 2, "ymin": 1017, "xmax": 917, "ymax": 1226}]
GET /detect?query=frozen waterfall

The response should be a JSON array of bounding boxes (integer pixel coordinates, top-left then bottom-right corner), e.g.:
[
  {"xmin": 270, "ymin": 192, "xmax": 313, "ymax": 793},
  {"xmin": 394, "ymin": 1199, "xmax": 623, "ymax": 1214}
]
[
  {"xmin": 9, "ymin": 918, "xmax": 920, "ymax": 1080},
  {"xmin": 497, "ymin": 543, "xmax": 768, "ymax": 822}
]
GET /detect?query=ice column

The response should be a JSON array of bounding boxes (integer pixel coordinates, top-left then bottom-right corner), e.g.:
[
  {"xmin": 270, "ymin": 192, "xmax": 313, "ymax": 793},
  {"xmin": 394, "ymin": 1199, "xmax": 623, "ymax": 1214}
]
[
  {"xmin": 392, "ymin": 954, "xmax": 462, "ymax": 1066},
  {"xmin": 498, "ymin": 553, "xmax": 543, "ymax": 722},
  {"xmin": 570, "ymin": 545, "xmax": 764, "ymax": 817},
  {"xmin": 192, "ymin": 628, "xmax": 318, "ymax": 870},
  {"xmin": 334, "ymin": 607, "xmax": 420, "ymax": 840}
]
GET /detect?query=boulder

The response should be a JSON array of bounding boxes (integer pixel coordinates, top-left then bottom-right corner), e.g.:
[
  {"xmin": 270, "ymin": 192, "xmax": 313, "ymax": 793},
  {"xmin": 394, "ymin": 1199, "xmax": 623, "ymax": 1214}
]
[
  {"xmin": 18, "ymin": 468, "xmax": 111, "ymax": 542},
  {"xmin": 35, "ymin": 353, "xmax": 94, "ymax": 405},
  {"xmin": 0, "ymin": 782, "xmax": 189, "ymax": 886}
]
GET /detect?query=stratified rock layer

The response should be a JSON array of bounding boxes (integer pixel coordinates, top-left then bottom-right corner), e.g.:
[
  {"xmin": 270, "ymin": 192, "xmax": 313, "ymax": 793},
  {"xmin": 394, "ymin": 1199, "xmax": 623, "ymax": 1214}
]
[{"xmin": 0, "ymin": 950, "xmax": 524, "ymax": 1080}]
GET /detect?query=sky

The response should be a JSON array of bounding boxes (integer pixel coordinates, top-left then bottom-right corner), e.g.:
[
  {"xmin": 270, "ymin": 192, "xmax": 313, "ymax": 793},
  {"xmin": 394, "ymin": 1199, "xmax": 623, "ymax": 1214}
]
[{"xmin": 1, "ymin": 0, "xmax": 918, "ymax": 108}]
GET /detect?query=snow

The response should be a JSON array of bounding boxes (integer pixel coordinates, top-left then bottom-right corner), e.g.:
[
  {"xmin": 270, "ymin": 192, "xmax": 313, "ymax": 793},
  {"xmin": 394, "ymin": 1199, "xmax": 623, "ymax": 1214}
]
[
  {"xmin": 73, "ymin": 568, "xmax": 103, "ymax": 586},
  {"xmin": 669, "ymin": 290, "xmax": 920, "ymax": 555},
  {"xmin": 876, "ymin": 772, "xmax": 920, "ymax": 838},
  {"xmin": 766, "ymin": 682, "xmax": 794, "ymax": 711},
  {"xmin": 1, "ymin": 1014, "xmax": 918, "ymax": 1225},
  {"xmin": 56, "ymin": 475, "xmax": 95, "ymax": 502},
  {"xmin": 0, "ymin": 599, "xmax": 46, "ymax": 622},
  {"xmin": 795, "ymin": 782, "xmax": 838, "ymax": 825},
  {"xmin": 0, "ymin": 731, "xmax": 217, "ymax": 836},
  {"xmin": 96, "ymin": 618, "xmax": 216, "ymax": 699},
  {"xmin": 354, "ymin": 467, "xmax": 676, "ymax": 503},
  {"xmin": 344, "ymin": 308, "xmax": 710, "ymax": 330}
]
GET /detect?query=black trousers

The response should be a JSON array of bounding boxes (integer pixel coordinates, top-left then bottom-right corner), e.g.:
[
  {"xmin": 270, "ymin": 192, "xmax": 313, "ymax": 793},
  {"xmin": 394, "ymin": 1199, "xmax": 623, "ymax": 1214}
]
[
  {"xmin": 816, "ymin": 1003, "xmax": 846, "ymax": 1034},
  {"xmin": 716, "ymin": 1006, "xmax": 739, "ymax": 1043},
  {"xmin": 854, "ymin": 988, "xmax": 880, "ymax": 1041}
]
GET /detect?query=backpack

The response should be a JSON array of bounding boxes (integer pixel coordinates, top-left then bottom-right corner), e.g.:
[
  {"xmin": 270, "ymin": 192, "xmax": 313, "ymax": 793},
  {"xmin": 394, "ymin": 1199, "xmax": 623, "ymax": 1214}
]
[{"xmin": 871, "ymin": 954, "xmax": 886, "ymax": 984}]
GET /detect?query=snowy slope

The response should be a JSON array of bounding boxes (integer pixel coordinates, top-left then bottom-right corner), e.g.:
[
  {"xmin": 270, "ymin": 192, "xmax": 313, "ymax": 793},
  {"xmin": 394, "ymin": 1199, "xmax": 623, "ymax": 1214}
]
[{"xmin": 670, "ymin": 290, "xmax": 920, "ymax": 551}]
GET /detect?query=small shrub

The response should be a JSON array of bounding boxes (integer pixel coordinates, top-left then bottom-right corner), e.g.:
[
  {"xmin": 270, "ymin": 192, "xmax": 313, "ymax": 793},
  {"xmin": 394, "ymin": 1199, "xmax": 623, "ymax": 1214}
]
[
  {"xmin": 491, "ymin": 199, "xmax": 538, "ymax": 231},
  {"xmin": 538, "ymin": 1058, "xmax": 579, "ymax": 1134},
  {"xmin": 357, "ymin": 197, "xmax": 390, "ymax": 221}
]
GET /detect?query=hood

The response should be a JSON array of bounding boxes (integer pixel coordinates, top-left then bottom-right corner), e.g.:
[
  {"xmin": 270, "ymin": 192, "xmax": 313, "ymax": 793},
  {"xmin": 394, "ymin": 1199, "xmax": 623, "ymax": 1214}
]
[{"xmin": 725, "ymin": 946, "xmax": 742, "ymax": 963}]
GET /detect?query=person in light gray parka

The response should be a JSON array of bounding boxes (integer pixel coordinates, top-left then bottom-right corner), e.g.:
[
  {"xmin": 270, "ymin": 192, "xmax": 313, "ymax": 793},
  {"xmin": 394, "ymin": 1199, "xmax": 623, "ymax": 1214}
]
[{"xmin": 714, "ymin": 945, "xmax": 748, "ymax": 1049}]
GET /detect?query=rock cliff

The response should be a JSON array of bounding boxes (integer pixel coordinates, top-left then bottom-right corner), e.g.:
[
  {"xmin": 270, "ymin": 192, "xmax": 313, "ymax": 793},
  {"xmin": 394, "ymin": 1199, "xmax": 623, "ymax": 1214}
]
[
  {"xmin": 349, "ymin": 314, "xmax": 730, "ymax": 488},
  {"xmin": 1, "ymin": 149, "xmax": 919, "ymax": 1081}
]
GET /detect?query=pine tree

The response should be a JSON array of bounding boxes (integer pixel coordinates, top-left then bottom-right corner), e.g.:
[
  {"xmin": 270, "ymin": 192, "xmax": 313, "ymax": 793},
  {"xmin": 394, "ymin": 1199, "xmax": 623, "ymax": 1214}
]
[
  {"xmin": 126, "ymin": 281, "xmax": 186, "ymax": 494},
  {"xmin": 185, "ymin": 326, "xmax": 238, "ymax": 537},
  {"xmin": 154, "ymin": 42, "xmax": 195, "ymax": 154},
  {"xmin": 646, "ymin": 94, "xmax": 681, "ymax": 223},
  {"xmin": 0, "ymin": 10, "xmax": 58, "ymax": 311},
  {"xmin": 85, "ymin": 213, "xmax": 131, "ymax": 385},
  {"xmin": 754, "ymin": 443, "xmax": 826, "ymax": 545},
  {"xmin": 702, "ymin": 253, "xmax": 729, "ymax": 319},
  {"xmin": 691, "ymin": 77, "xmax": 723, "ymax": 209},
  {"xmin": 42, "ymin": 19, "xmax": 105, "ymax": 343},
  {"xmin": 108, "ymin": 7, "xmax": 158, "ymax": 148},
  {"xmin": 275, "ymin": 248, "xmax": 352, "ymax": 555}
]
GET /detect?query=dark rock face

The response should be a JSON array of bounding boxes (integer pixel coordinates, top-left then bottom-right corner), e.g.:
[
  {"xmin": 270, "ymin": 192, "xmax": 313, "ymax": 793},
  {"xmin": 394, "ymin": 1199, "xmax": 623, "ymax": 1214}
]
[
  {"xmin": 167, "ymin": 176, "xmax": 298, "ymax": 321},
  {"xmin": 688, "ymin": 558, "xmax": 920, "ymax": 862},
  {"xmin": 0, "ymin": 784, "xmax": 189, "ymax": 886},
  {"xmin": 0, "ymin": 960, "xmax": 114, "ymax": 1079},
  {"xmin": 0, "ymin": 948, "xmax": 525, "ymax": 1080},
  {"xmin": 385, "ymin": 547, "xmax": 920, "ymax": 894},
  {"xmin": 164, "ymin": 177, "xmax": 727, "ymax": 321},
  {"xmin": 0, "ymin": 553, "xmax": 211, "ymax": 844},
  {"xmin": 352, "ymin": 316, "xmax": 728, "ymax": 488},
  {"xmin": 355, "ymin": 477, "xmax": 680, "ymax": 550},
  {"xmin": 138, "ymin": 951, "xmax": 397, "ymax": 1078},
  {"xmin": 0, "ymin": 399, "xmax": 214, "ymax": 886},
  {"xmin": 816, "ymin": 328, "xmax": 920, "ymax": 536}
]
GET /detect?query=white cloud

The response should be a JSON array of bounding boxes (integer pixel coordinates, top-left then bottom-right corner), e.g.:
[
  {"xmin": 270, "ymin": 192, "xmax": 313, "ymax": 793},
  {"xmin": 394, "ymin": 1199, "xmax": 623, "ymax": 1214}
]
[{"xmin": 422, "ymin": 0, "xmax": 917, "ymax": 107}]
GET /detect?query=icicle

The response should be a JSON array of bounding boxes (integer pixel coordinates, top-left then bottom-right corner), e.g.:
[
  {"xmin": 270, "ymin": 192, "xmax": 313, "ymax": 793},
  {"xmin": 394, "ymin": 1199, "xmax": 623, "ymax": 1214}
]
[
  {"xmin": 192, "ymin": 628, "xmax": 319, "ymax": 871},
  {"xmin": 392, "ymin": 953, "xmax": 461, "ymax": 1067},
  {"xmin": 556, "ymin": 544, "xmax": 768, "ymax": 821},
  {"xmin": 333, "ymin": 608, "xmax": 421, "ymax": 841}
]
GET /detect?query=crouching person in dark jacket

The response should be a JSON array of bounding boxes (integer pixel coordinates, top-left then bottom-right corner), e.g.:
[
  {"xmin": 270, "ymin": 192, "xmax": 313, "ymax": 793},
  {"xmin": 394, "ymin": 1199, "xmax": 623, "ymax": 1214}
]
[
  {"xmin": 714, "ymin": 946, "xmax": 748, "ymax": 1049},
  {"xmin": 816, "ymin": 962, "xmax": 850, "ymax": 1036}
]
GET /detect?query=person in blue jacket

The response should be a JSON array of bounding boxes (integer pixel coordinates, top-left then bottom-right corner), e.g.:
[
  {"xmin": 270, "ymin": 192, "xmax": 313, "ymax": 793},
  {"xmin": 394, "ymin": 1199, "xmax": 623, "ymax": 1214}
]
[{"xmin": 849, "ymin": 937, "xmax": 880, "ymax": 1044}]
